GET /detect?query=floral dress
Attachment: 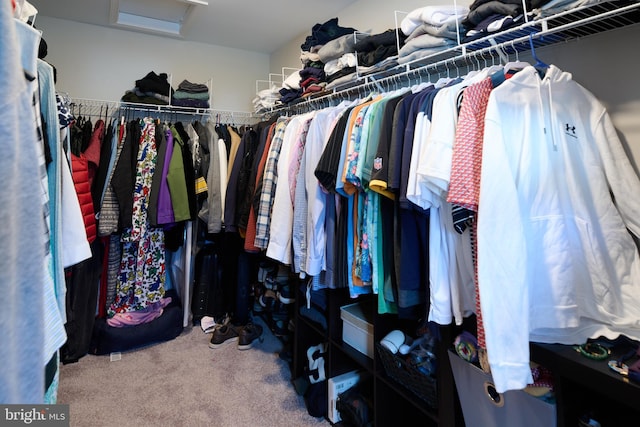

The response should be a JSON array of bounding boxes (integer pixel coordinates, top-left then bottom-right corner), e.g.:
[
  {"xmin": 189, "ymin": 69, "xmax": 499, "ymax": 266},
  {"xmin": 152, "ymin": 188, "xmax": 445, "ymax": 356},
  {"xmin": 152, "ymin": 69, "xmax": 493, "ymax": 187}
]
[{"xmin": 108, "ymin": 118, "xmax": 165, "ymax": 315}]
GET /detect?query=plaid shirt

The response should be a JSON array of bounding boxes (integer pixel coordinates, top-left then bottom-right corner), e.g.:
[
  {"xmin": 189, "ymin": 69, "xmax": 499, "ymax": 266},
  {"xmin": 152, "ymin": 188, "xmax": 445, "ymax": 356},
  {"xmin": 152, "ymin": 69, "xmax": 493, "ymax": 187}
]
[{"xmin": 253, "ymin": 117, "xmax": 290, "ymax": 249}]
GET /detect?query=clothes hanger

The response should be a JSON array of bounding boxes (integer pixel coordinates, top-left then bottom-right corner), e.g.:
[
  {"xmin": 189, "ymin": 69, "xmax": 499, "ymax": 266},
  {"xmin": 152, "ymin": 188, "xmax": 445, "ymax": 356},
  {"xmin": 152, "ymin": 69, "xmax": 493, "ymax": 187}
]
[
  {"xmin": 435, "ymin": 61, "xmax": 452, "ymax": 88},
  {"xmin": 529, "ymin": 33, "xmax": 549, "ymax": 75},
  {"xmin": 474, "ymin": 51, "xmax": 482, "ymax": 72},
  {"xmin": 454, "ymin": 58, "xmax": 462, "ymax": 79},
  {"xmin": 411, "ymin": 70, "xmax": 428, "ymax": 93},
  {"xmin": 503, "ymin": 39, "xmax": 531, "ymax": 75},
  {"xmin": 77, "ymin": 104, "xmax": 84, "ymax": 127}
]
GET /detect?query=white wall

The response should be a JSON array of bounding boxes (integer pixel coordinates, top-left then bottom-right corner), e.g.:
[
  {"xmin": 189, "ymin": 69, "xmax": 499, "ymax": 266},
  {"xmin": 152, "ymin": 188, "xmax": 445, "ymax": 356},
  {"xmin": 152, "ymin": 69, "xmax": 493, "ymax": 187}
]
[
  {"xmin": 37, "ymin": 16, "xmax": 269, "ymax": 112},
  {"xmin": 531, "ymin": 25, "xmax": 640, "ymax": 171}
]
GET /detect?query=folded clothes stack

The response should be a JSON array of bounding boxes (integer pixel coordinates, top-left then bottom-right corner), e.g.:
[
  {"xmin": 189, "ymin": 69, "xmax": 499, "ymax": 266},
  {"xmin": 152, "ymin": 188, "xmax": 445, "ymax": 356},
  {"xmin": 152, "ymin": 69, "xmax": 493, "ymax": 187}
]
[
  {"xmin": 121, "ymin": 71, "xmax": 173, "ymax": 105},
  {"xmin": 253, "ymin": 84, "xmax": 281, "ymax": 114},
  {"xmin": 280, "ymin": 17, "xmax": 360, "ymax": 104},
  {"xmin": 398, "ymin": 5, "xmax": 468, "ymax": 65},
  {"xmin": 172, "ymin": 79, "xmax": 210, "ymax": 108}
]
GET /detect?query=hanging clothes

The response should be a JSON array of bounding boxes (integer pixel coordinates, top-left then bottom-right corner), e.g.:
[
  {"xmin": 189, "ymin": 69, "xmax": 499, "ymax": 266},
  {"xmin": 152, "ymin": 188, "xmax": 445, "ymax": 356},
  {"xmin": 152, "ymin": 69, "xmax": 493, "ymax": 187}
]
[
  {"xmin": 254, "ymin": 117, "xmax": 290, "ymax": 249},
  {"xmin": 148, "ymin": 124, "xmax": 172, "ymax": 227},
  {"xmin": 205, "ymin": 120, "xmax": 223, "ymax": 233},
  {"xmin": 262, "ymin": 59, "xmax": 640, "ymax": 390},
  {"xmin": 108, "ymin": 118, "xmax": 166, "ymax": 315},
  {"xmin": 242, "ymin": 123, "xmax": 273, "ymax": 252},
  {"xmin": 476, "ymin": 64, "xmax": 640, "ymax": 393},
  {"xmin": 303, "ymin": 101, "xmax": 351, "ymax": 284},
  {"xmin": 110, "ymin": 119, "xmax": 141, "ymax": 230},
  {"xmin": 70, "ymin": 151, "xmax": 97, "ymax": 245},
  {"xmin": 1, "ymin": 5, "xmax": 51, "ymax": 403}
]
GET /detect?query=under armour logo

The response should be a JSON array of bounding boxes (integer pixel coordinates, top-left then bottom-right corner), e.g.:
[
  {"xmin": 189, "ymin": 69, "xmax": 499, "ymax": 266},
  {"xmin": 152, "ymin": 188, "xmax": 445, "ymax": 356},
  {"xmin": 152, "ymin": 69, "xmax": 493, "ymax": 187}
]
[{"xmin": 565, "ymin": 123, "xmax": 577, "ymax": 138}]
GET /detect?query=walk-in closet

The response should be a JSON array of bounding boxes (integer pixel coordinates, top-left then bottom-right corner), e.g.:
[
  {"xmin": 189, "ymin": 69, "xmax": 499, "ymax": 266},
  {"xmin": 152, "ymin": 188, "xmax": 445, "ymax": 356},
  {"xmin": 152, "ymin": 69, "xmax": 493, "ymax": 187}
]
[{"xmin": 3, "ymin": 1, "xmax": 640, "ymax": 426}]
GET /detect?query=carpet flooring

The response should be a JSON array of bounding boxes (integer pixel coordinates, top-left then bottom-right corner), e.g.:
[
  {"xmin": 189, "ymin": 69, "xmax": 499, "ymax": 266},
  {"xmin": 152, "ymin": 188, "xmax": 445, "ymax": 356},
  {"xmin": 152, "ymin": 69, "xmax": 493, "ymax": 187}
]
[{"xmin": 56, "ymin": 316, "xmax": 330, "ymax": 427}]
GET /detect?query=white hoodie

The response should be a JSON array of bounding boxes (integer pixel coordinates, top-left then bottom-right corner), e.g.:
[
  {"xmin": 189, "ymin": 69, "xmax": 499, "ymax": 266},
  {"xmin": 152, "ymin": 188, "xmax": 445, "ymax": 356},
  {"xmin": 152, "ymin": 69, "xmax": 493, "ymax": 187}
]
[{"xmin": 477, "ymin": 65, "xmax": 640, "ymax": 393}]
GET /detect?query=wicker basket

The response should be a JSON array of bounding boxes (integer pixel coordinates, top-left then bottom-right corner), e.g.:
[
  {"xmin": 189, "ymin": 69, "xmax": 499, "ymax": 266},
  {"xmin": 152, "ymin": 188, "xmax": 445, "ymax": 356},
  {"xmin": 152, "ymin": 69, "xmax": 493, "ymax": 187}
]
[{"xmin": 376, "ymin": 342, "xmax": 438, "ymax": 408}]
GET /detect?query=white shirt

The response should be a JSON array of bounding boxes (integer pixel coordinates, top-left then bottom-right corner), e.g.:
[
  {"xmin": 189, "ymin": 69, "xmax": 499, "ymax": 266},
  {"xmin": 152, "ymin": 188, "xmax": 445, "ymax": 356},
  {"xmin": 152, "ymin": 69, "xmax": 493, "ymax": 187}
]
[
  {"xmin": 304, "ymin": 104, "xmax": 348, "ymax": 276},
  {"xmin": 266, "ymin": 112, "xmax": 315, "ymax": 264},
  {"xmin": 477, "ymin": 65, "xmax": 640, "ymax": 393}
]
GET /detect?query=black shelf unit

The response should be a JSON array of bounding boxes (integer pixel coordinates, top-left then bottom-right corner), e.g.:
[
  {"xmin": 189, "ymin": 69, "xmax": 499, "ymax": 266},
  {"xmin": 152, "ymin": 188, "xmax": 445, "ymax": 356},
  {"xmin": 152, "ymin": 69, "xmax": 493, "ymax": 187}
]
[
  {"xmin": 281, "ymin": 3, "xmax": 640, "ymax": 426},
  {"xmin": 530, "ymin": 341, "xmax": 640, "ymax": 426},
  {"xmin": 292, "ymin": 286, "xmax": 464, "ymax": 426}
]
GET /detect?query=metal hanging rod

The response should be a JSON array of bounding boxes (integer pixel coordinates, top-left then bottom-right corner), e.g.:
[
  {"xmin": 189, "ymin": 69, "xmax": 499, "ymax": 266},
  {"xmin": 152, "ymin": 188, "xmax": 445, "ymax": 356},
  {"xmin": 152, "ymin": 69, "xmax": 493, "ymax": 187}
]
[{"xmin": 69, "ymin": 97, "xmax": 257, "ymax": 124}]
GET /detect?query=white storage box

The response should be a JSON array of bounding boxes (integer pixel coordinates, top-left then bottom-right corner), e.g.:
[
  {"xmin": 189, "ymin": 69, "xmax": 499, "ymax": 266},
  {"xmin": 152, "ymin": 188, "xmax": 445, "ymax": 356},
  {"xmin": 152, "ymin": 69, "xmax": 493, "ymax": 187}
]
[
  {"xmin": 448, "ymin": 351, "xmax": 557, "ymax": 427},
  {"xmin": 340, "ymin": 302, "xmax": 374, "ymax": 358},
  {"xmin": 327, "ymin": 370, "xmax": 367, "ymax": 423}
]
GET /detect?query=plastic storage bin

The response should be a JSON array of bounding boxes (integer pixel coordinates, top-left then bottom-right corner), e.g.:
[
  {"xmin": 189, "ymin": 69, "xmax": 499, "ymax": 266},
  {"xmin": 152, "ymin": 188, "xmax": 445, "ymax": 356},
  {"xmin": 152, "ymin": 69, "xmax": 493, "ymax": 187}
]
[{"xmin": 340, "ymin": 302, "xmax": 374, "ymax": 358}]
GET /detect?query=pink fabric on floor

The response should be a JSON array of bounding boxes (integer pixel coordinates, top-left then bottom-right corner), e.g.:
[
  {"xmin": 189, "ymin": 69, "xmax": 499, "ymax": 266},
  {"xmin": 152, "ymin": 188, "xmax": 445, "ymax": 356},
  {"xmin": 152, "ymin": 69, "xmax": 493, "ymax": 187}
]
[{"xmin": 107, "ymin": 297, "xmax": 172, "ymax": 327}]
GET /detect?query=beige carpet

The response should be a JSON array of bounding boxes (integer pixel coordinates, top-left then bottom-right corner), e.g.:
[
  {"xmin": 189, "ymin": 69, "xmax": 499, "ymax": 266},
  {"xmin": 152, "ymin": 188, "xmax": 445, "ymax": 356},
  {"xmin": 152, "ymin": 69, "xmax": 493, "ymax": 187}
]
[{"xmin": 57, "ymin": 317, "xmax": 330, "ymax": 427}]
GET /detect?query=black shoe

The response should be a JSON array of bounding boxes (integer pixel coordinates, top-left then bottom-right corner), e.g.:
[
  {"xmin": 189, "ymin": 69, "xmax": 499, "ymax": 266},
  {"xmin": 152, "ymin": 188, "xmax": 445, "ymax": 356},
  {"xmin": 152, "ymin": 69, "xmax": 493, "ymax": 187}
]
[
  {"xmin": 208, "ymin": 324, "xmax": 239, "ymax": 349},
  {"xmin": 237, "ymin": 323, "xmax": 264, "ymax": 350},
  {"xmin": 259, "ymin": 289, "xmax": 277, "ymax": 312},
  {"xmin": 277, "ymin": 282, "xmax": 295, "ymax": 304}
]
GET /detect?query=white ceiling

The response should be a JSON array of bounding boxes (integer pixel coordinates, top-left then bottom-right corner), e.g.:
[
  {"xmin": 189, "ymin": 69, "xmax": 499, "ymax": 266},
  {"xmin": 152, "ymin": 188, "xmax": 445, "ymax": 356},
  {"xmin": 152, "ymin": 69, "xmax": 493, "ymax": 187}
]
[{"xmin": 28, "ymin": 0, "xmax": 358, "ymax": 54}]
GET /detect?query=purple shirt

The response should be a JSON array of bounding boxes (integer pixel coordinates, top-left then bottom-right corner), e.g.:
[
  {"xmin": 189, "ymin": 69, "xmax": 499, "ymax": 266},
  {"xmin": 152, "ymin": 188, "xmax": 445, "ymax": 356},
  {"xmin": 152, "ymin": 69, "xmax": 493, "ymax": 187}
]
[{"xmin": 156, "ymin": 128, "xmax": 175, "ymax": 225}]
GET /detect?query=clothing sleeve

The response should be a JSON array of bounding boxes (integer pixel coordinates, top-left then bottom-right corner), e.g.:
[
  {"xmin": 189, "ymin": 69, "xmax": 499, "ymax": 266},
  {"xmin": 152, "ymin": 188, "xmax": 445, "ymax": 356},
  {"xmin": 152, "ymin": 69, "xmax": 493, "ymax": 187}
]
[
  {"xmin": 292, "ymin": 153, "xmax": 308, "ymax": 274},
  {"xmin": 596, "ymin": 109, "xmax": 640, "ymax": 236},
  {"xmin": 476, "ymin": 99, "xmax": 533, "ymax": 393},
  {"xmin": 416, "ymin": 87, "xmax": 458, "ymax": 199},
  {"xmin": 305, "ymin": 113, "xmax": 336, "ymax": 276},
  {"xmin": 218, "ymin": 138, "xmax": 228, "ymax": 222},
  {"xmin": 406, "ymin": 111, "xmax": 432, "ymax": 209},
  {"xmin": 206, "ymin": 126, "xmax": 222, "ymax": 233},
  {"xmin": 167, "ymin": 139, "xmax": 191, "ymax": 222},
  {"xmin": 427, "ymin": 206, "xmax": 453, "ymax": 325}
]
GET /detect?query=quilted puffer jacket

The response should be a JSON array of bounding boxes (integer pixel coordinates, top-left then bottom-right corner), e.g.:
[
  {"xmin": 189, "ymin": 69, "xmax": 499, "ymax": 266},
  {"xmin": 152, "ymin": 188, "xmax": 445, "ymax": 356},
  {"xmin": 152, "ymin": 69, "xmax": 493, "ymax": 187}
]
[{"xmin": 71, "ymin": 153, "xmax": 96, "ymax": 244}]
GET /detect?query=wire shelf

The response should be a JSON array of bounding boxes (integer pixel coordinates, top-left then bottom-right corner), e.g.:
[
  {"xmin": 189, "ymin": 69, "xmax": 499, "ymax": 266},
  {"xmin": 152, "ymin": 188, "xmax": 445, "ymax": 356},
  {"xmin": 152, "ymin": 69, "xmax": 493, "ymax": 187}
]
[
  {"xmin": 68, "ymin": 97, "xmax": 257, "ymax": 125},
  {"xmin": 263, "ymin": 0, "xmax": 640, "ymax": 115}
]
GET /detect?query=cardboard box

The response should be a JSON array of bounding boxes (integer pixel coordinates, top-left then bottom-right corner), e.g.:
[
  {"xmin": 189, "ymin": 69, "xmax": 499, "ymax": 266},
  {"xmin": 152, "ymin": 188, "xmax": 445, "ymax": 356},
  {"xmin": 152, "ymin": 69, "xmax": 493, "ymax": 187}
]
[
  {"xmin": 340, "ymin": 302, "xmax": 374, "ymax": 358},
  {"xmin": 328, "ymin": 370, "xmax": 366, "ymax": 423}
]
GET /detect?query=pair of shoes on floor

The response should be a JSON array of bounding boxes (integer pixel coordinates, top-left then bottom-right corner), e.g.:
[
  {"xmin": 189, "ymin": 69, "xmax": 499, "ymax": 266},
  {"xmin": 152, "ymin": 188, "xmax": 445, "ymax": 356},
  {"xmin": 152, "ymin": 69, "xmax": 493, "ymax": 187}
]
[
  {"xmin": 200, "ymin": 314, "xmax": 230, "ymax": 334},
  {"xmin": 208, "ymin": 322, "xmax": 264, "ymax": 350}
]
